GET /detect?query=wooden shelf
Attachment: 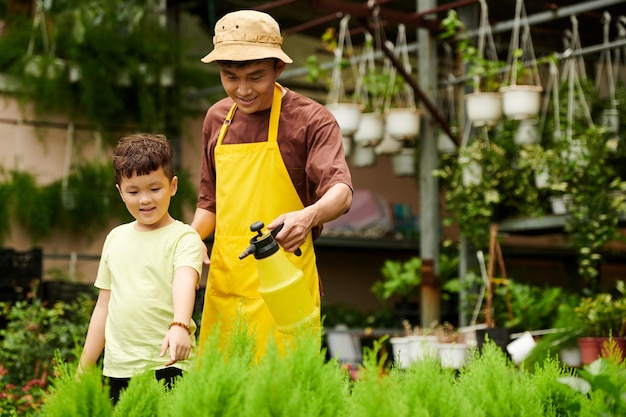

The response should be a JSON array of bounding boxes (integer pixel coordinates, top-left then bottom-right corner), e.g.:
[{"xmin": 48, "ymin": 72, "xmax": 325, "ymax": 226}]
[{"xmin": 314, "ymin": 236, "xmax": 419, "ymax": 251}]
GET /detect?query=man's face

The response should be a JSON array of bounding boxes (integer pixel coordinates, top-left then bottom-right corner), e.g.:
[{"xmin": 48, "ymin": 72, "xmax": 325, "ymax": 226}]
[{"xmin": 219, "ymin": 59, "xmax": 286, "ymax": 114}]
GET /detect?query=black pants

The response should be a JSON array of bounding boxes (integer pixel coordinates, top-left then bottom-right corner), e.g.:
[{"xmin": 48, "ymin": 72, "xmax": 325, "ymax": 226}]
[{"xmin": 108, "ymin": 367, "xmax": 183, "ymax": 405}]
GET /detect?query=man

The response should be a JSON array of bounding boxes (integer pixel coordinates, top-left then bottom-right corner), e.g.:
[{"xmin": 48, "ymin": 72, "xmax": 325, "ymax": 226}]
[{"xmin": 191, "ymin": 10, "xmax": 353, "ymax": 356}]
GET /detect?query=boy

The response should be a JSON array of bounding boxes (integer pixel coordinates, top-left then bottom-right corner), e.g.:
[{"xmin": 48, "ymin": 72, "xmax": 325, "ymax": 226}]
[{"xmin": 79, "ymin": 133, "xmax": 203, "ymax": 404}]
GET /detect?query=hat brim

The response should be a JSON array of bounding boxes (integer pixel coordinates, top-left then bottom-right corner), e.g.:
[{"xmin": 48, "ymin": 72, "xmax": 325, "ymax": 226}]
[{"xmin": 201, "ymin": 45, "xmax": 293, "ymax": 64}]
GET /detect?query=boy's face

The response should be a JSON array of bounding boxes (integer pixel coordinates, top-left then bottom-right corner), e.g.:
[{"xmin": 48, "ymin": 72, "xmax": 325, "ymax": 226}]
[
  {"xmin": 219, "ymin": 59, "xmax": 285, "ymax": 115},
  {"xmin": 116, "ymin": 166, "xmax": 178, "ymax": 231}
]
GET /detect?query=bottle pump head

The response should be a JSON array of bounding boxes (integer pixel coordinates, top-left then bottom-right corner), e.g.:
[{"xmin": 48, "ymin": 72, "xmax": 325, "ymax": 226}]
[
  {"xmin": 239, "ymin": 221, "xmax": 302, "ymax": 260},
  {"xmin": 239, "ymin": 221, "xmax": 278, "ymax": 260}
]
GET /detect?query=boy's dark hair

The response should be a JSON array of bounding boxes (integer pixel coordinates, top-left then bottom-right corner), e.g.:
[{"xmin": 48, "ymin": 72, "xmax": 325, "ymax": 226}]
[{"xmin": 113, "ymin": 134, "xmax": 174, "ymax": 184}]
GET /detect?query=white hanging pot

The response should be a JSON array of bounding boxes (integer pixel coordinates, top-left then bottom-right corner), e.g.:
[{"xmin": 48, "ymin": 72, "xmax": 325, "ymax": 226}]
[
  {"xmin": 392, "ymin": 148, "xmax": 416, "ymax": 176},
  {"xmin": 462, "ymin": 161, "xmax": 482, "ymax": 187},
  {"xmin": 437, "ymin": 130, "xmax": 458, "ymax": 154},
  {"xmin": 549, "ymin": 194, "xmax": 573, "ymax": 215},
  {"xmin": 464, "ymin": 92, "xmax": 503, "ymax": 127},
  {"xmin": 500, "ymin": 85, "xmax": 543, "ymax": 120},
  {"xmin": 342, "ymin": 136, "xmax": 352, "ymax": 158},
  {"xmin": 24, "ymin": 55, "xmax": 66, "ymax": 79},
  {"xmin": 384, "ymin": 108, "xmax": 421, "ymax": 140},
  {"xmin": 600, "ymin": 108, "xmax": 619, "ymax": 135},
  {"xmin": 375, "ymin": 133, "xmax": 403, "ymax": 155},
  {"xmin": 350, "ymin": 141, "xmax": 376, "ymax": 168},
  {"xmin": 514, "ymin": 118, "xmax": 540, "ymax": 145},
  {"xmin": 534, "ymin": 167, "xmax": 550, "ymax": 189},
  {"xmin": 354, "ymin": 112, "xmax": 384, "ymax": 145},
  {"xmin": 326, "ymin": 103, "xmax": 362, "ymax": 137}
]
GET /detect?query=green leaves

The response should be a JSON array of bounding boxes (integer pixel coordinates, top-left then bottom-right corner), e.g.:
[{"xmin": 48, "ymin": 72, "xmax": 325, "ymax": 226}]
[{"xmin": 371, "ymin": 257, "xmax": 422, "ymax": 301}]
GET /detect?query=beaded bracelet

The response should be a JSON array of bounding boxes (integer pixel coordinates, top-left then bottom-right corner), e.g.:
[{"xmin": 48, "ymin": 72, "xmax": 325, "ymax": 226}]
[{"xmin": 168, "ymin": 321, "xmax": 191, "ymax": 334}]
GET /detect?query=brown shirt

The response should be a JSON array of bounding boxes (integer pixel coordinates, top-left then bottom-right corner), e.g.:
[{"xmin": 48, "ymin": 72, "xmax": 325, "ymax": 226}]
[{"xmin": 197, "ymin": 88, "xmax": 353, "ymax": 239}]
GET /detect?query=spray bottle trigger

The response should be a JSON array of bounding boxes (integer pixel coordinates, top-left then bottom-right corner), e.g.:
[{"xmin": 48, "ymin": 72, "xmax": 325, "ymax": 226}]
[{"xmin": 271, "ymin": 223, "xmax": 302, "ymax": 256}]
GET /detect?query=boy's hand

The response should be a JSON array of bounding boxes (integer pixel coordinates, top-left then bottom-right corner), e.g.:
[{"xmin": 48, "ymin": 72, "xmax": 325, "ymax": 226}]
[{"xmin": 160, "ymin": 326, "xmax": 191, "ymax": 366}]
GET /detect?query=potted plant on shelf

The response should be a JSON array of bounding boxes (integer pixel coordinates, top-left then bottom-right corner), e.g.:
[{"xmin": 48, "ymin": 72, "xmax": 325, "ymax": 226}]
[
  {"xmin": 370, "ymin": 256, "xmax": 422, "ymax": 328},
  {"xmin": 574, "ymin": 281, "xmax": 626, "ymax": 365},
  {"xmin": 434, "ymin": 321, "xmax": 469, "ymax": 369}
]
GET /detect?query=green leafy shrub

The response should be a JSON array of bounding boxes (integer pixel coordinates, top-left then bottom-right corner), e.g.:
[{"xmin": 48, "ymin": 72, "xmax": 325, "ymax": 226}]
[
  {"xmin": 36, "ymin": 315, "xmax": 626, "ymax": 416},
  {"xmin": 0, "ymin": 294, "xmax": 93, "ymax": 387},
  {"xmin": 0, "ymin": 367, "xmax": 47, "ymax": 417}
]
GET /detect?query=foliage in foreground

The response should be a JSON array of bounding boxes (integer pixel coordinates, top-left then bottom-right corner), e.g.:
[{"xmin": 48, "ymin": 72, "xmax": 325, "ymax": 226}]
[{"xmin": 34, "ymin": 320, "xmax": 626, "ymax": 417}]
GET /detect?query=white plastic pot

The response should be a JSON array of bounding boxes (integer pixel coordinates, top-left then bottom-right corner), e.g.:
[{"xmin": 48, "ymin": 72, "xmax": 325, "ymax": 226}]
[
  {"xmin": 326, "ymin": 103, "xmax": 362, "ymax": 137},
  {"xmin": 464, "ymin": 92, "xmax": 503, "ymax": 127},
  {"xmin": 436, "ymin": 343, "xmax": 469, "ymax": 369},
  {"xmin": 407, "ymin": 335, "xmax": 438, "ymax": 363},
  {"xmin": 506, "ymin": 331, "xmax": 536, "ymax": 365},
  {"xmin": 354, "ymin": 112, "xmax": 384, "ymax": 145},
  {"xmin": 500, "ymin": 85, "xmax": 543, "ymax": 120},
  {"xmin": 384, "ymin": 108, "xmax": 421, "ymax": 140},
  {"xmin": 514, "ymin": 118, "xmax": 540, "ymax": 145},
  {"xmin": 391, "ymin": 148, "xmax": 416, "ymax": 177},
  {"xmin": 390, "ymin": 337, "xmax": 411, "ymax": 368},
  {"xmin": 350, "ymin": 141, "xmax": 376, "ymax": 168},
  {"xmin": 375, "ymin": 133, "xmax": 403, "ymax": 155}
]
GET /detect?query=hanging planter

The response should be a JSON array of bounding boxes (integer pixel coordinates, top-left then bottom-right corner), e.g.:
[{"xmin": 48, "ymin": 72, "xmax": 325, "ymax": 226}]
[
  {"xmin": 325, "ymin": 15, "xmax": 362, "ymax": 139},
  {"xmin": 442, "ymin": 2, "xmax": 504, "ymax": 127},
  {"xmin": 342, "ymin": 136, "xmax": 353, "ymax": 158},
  {"xmin": 353, "ymin": 112, "xmax": 384, "ymax": 145},
  {"xmin": 381, "ymin": 25, "xmax": 421, "ymax": 141},
  {"xmin": 464, "ymin": 92, "xmax": 502, "ymax": 127},
  {"xmin": 326, "ymin": 103, "xmax": 362, "ymax": 138},
  {"xmin": 391, "ymin": 147, "xmax": 416, "ymax": 177},
  {"xmin": 438, "ymin": 130, "xmax": 458, "ymax": 154},
  {"xmin": 384, "ymin": 108, "xmax": 422, "ymax": 141},
  {"xmin": 352, "ymin": 33, "xmax": 385, "ymax": 145},
  {"xmin": 513, "ymin": 118, "xmax": 540, "ymax": 145},
  {"xmin": 375, "ymin": 133, "xmax": 403, "ymax": 155},
  {"xmin": 500, "ymin": 0, "xmax": 543, "ymax": 120},
  {"xmin": 500, "ymin": 85, "xmax": 543, "ymax": 120},
  {"xmin": 350, "ymin": 141, "xmax": 377, "ymax": 168},
  {"xmin": 596, "ymin": 13, "xmax": 620, "ymax": 137}
]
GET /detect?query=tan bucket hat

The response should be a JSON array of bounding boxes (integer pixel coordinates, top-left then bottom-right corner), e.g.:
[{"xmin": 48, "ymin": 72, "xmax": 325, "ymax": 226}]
[{"xmin": 201, "ymin": 10, "xmax": 293, "ymax": 64}]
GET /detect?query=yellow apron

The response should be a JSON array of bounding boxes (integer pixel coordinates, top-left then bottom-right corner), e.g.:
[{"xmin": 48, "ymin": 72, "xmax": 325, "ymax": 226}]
[{"xmin": 198, "ymin": 84, "xmax": 320, "ymax": 357}]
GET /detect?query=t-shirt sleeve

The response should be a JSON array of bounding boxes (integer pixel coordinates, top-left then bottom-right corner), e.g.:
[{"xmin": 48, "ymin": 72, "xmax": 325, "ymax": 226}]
[
  {"xmin": 94, "ymin": 230, "xmax": 114, "ymax": 290},
  {"xmin": 173, "ymin": 228, "xmax": 204, "ymax": 281}
]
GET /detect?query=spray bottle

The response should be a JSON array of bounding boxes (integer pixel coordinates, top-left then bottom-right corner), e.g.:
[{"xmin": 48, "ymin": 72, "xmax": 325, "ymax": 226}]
[{"xmin": 239, "ymin": 221, "xmax": 318, "ymax": 333}]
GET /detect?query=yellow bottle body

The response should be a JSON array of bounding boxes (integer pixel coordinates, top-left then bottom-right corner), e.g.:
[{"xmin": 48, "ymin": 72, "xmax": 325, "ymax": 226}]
[{"xmin": 256, "ymin": 250, "xmax": 318, "ymax": 333}]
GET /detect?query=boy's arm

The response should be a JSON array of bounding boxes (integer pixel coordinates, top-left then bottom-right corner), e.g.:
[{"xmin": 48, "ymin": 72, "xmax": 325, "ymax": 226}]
[
  {"xmin": 78, "ymin": 289, "xmax": 110, "ymax": 372},
  {"xmin": 160, "ymin": 266, "xmax": 198, "ymax": 366}
]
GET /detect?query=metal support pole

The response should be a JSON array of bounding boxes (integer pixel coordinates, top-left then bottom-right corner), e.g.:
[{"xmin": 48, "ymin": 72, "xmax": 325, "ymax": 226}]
[{"xmin": 418, "ymin": 0, "xmax": 440, "ymax": 328}]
